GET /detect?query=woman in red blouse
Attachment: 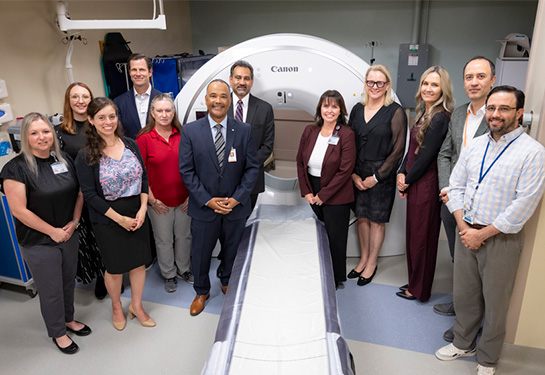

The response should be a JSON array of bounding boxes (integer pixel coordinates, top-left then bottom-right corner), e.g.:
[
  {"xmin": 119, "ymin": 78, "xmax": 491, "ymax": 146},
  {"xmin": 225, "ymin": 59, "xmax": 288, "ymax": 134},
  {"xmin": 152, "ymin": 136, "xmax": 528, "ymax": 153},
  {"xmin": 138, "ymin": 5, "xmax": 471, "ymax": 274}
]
[{"xmin": 136, "ymin": 94, "xmax": 192, "ymax": 293}]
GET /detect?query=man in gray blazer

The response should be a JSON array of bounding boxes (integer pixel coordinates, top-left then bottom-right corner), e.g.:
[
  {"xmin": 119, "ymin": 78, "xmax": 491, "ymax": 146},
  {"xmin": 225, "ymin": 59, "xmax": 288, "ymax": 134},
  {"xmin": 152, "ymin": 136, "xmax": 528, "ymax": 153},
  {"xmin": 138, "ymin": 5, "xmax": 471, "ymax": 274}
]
[{"xmin": 435, "ymin": 56, "xmax": 496, "ymax": 341}]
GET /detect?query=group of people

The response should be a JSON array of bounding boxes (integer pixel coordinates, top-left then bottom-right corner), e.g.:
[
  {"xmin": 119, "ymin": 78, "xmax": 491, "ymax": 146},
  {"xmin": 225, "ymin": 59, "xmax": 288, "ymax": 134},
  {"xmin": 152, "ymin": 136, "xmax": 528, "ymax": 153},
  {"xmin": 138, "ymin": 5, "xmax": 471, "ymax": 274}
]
[
  {"xmin": 1, "ymin": 51, "xmax": 544, "ymax": 375},
  {"xmin": 295, "ymin": 56, "xmax": 545, "ymax": 375},
  {"xmin": 0, "ymin": 55, "xmax": 273, "ymax": 353}
]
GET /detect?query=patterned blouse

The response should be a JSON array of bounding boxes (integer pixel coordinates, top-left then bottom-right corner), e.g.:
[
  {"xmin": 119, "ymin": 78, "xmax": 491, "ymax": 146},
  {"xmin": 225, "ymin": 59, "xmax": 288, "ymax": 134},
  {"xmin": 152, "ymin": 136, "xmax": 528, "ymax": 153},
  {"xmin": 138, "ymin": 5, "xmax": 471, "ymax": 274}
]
[{"xmin": 99, "ymin": 148, "xmax": 143, "ymax": 200}]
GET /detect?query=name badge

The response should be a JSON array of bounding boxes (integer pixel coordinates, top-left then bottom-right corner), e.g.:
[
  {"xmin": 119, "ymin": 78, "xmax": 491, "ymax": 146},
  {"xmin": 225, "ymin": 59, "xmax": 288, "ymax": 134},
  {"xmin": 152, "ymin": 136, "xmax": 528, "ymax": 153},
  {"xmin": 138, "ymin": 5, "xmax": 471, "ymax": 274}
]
[
  {"xmin": 51, "ymin": 162, "xmax": 68, "ymax": 174},
  {"xmin": 463, "ymin": 203, "xmax": 474, "ymax": 225},
  {"xmin": 328, "ymin": 135, "xmax": 340, "ymax": 145},
  {"xmin": 228, "ymin": 147, "xmax": 237, "ymax": 162}
]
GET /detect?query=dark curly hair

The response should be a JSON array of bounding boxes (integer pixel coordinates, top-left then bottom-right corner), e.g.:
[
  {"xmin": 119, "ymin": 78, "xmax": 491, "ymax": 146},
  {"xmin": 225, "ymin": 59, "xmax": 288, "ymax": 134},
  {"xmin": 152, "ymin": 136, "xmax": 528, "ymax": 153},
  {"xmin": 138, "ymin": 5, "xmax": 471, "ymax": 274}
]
[{"xmin": 83, "ymin": 97, "xmax": 124, "ymax": 165}]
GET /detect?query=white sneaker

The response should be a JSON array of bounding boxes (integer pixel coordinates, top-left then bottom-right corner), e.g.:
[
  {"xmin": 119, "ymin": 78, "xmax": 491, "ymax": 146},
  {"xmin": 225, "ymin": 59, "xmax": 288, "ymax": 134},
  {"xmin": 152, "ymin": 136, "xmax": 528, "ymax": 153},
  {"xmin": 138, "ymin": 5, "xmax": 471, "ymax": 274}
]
[
  {"xmin": 477, "ymin": 365, "xmax": 496, "ymax": 374},
  {"xmin": 435, "ymin": 343, "xmax": 476, "ymax": 361}
]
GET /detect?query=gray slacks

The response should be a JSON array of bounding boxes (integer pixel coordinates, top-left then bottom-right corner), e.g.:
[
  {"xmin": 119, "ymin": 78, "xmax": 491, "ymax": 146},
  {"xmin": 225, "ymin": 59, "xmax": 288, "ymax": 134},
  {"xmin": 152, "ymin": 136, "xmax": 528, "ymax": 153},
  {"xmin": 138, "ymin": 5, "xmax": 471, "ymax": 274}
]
[
  {"xmin": 440, "ymin": 202, "xmax": 457, "ymax": 261},
  {"xmin": 452, "ymin": 230, "xmax": 524, "ymax": 367},
  {"xmin": 148, "ymin": 205, "xmax": 192, "ymax": 279},
  {"xmin": 20, "ymin": 233, "xmax": 78, "ymax": 338}
]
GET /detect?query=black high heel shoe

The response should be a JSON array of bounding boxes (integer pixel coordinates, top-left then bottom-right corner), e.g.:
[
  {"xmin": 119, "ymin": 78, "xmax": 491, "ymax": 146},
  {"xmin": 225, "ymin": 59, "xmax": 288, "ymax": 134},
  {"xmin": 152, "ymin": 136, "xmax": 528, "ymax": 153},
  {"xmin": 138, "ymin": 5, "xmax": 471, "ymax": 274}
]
[
  {"xmin": 347, "ymin": 268, "xmax": 364, "ymax": 279},
  {"xmin": 357, "ymin": 266, "xmax": 377, "ymax": 286},
  {"xmin": 399, "ymin": 284, "xmax": 409, "ymax": 291}
]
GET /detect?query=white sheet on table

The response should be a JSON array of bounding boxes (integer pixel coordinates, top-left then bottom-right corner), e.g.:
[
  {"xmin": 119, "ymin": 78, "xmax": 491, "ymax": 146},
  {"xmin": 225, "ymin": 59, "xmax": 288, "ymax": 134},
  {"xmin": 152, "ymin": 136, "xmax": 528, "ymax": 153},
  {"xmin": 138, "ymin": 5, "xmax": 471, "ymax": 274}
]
[{"xmin": 229, "ymin": 219, "xmax": 329, "ymax": 375}]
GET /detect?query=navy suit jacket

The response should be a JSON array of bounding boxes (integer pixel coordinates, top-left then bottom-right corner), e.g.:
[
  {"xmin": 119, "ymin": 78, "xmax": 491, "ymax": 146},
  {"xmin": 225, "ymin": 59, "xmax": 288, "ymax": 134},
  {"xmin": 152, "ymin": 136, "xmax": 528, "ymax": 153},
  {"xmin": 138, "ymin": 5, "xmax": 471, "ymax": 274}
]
[
  {"xmin": 228, "ymin": 94, "xmax": 274, "ymax": 193},
  {"xmin": 114, "ymin": 87, "xmax": 162, "ymax": 139},
  {"xmin": 179, "ymin": 116, "xmax": 259, "ymax": 222}
]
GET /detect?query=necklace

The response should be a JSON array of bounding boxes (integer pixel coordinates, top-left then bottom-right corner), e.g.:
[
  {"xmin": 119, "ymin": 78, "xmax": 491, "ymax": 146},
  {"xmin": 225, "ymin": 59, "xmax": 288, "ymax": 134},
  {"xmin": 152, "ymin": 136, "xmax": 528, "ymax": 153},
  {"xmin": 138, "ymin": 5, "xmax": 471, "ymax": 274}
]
[
  {"xmin": 366, "ymin": 104, "xmax": 383, "ymax": 110},
  {"xmin": 105, "ymin": 138, "xmax": 118, "ymax": 147}
]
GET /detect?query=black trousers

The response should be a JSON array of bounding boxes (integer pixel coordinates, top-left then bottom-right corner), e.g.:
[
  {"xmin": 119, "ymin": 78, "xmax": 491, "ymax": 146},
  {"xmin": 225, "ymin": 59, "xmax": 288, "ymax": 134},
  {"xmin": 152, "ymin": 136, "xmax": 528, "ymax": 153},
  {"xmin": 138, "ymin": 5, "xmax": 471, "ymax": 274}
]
[{"xmin": 308, "ymin": 175, "xmax": 350, "ymax": 283}]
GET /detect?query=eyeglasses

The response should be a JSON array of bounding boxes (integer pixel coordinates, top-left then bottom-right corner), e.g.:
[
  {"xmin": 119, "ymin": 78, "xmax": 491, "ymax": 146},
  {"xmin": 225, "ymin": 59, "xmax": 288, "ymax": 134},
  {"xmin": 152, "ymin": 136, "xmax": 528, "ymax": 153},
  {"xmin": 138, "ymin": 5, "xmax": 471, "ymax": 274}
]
[
  {"xmin": 485, "ymin": 106, "xmax": 517, "ymax": 114},
  {"xmin": 366, "ymin": 80, "xmax": 388, "ymax": 88},
  {"xmin": 70, "ymin": 95, "xmax": 91, "ymax": 101}
]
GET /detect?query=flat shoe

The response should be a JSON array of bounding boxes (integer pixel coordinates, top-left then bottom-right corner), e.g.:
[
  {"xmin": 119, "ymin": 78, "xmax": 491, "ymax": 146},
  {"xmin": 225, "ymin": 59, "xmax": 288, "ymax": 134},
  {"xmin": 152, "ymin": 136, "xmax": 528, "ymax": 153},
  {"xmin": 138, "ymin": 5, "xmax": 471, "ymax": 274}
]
[
  {"xmin": 396, "ymin": 290, "xmax": 416, "ymax": 300},
  {"xmin": 52, "ymin": 336, "xmax": 79, "ymax": 354},
  {"xmin": 66, "ymin": 321, "xmax": 92, "ymax": 336},
  {"xmin": 399, "ymin": 284, "xmax": 409, "ymax": 291},
  {"xmin": 347, "ymin": 268, "xmax": 363, "ymax": 279},
  {"xmin": 357, "ymin": 266, "xmax": 377, "ymax": 286}
]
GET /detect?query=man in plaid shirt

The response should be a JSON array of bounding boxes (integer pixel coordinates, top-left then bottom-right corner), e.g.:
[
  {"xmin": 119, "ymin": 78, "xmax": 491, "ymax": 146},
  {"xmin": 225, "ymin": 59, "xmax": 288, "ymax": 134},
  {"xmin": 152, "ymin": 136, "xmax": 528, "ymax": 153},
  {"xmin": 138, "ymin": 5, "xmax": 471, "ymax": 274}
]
[{"xmin": 435, "ymin": 85, "xmax": 545, "ymax": 375}]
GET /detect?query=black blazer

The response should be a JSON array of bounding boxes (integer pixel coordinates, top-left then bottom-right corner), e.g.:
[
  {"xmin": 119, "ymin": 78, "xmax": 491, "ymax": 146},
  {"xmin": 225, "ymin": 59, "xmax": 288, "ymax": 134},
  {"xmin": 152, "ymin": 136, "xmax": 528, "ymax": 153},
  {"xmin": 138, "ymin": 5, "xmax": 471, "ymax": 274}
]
[
  {"xmin": 75, "ymin": 137, "xmax": 149, "ymax": 224},
  {"xmin": 114, "ymin": 87, "xmax": 162, "ymax": 139},
  {"xmin": 228, "ymin": 94, "xmax": 274, "ymax": 194}
]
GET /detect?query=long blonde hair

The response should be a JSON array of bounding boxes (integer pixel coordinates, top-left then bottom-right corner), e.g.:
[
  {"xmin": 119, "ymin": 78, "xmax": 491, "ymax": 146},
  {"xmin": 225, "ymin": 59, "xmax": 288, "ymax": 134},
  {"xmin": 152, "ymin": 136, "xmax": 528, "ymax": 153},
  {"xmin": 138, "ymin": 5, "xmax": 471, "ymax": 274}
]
[
  {"xmin": 414, "ymin": 66, "xmax": 455, "ymax": 153},
  {"xmin": 361, "ymin": 64, "xmax": 394, "ymax": 107},
  {"xmin": 137, "ymin": 94, "xmax": 182, "ymax": 138},
  {"xmin": 20, "ymin": 112, "xmax": 67, "ymax": 175}
]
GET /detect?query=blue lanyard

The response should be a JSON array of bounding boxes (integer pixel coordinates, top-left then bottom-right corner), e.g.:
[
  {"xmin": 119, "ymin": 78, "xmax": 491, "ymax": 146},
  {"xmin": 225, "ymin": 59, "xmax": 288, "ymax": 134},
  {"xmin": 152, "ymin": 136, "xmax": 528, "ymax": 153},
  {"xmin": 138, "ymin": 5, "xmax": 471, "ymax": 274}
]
[{"xmin": 478, "ymin": 134, "xmax": 521, "ymax": 188}]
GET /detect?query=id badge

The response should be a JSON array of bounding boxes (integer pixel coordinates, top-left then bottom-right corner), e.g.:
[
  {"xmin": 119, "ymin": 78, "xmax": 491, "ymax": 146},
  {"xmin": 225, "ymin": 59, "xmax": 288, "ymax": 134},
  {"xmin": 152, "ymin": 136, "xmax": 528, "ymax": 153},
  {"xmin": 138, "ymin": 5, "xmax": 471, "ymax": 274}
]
[
  {"xmin": 228, "ymin": 147, "xmax": 237, "ymax": 162},
  {"xmin": 51, "ymin": 162, "xmax": 68, "ymax": 174},
  {"xmin": 328, "ymin": 135, "xmax": 340, "ymax": 145},
  {"xmin": 463, "ymin": 204, "xmax": 474, "ymax": 225}
]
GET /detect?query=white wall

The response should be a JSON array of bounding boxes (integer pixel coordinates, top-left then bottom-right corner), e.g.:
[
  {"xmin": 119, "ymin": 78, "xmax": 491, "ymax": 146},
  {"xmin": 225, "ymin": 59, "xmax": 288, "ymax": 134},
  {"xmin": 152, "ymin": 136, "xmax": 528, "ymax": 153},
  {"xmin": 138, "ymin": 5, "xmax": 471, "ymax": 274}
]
[
  {"xmin": 189, "ymin": 0, "xmax": 538, "ymax": 107},
  {"xmin": 0, "ymin": 0, "xmax": 192, "ymax": 128}
]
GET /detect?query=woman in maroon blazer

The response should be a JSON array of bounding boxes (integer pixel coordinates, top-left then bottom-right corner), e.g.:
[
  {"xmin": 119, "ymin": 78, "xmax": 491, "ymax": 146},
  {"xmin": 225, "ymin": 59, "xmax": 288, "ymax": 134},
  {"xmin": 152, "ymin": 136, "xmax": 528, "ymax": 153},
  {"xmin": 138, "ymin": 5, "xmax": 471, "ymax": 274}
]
[{"xmin": 296, "ymin": 90, "xmax": 356, "ymax": 289}]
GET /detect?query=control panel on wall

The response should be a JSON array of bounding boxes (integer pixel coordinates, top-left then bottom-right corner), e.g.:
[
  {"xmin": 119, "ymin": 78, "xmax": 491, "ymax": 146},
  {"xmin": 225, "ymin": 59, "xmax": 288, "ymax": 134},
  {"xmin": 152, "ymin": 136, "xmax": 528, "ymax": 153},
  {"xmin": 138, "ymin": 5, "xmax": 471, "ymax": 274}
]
[{"xmin": 396, "ymin": 44, "xmax": 430, "ymax": 109}]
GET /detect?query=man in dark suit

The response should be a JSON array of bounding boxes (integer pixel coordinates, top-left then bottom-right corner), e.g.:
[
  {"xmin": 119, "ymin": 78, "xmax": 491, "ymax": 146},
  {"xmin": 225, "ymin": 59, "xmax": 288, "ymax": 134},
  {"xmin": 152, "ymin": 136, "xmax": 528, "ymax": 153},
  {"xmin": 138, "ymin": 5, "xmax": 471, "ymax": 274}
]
[
  {"xmin": 179, "ymin": 79, "xmax": 259, "ymax": 316},
  {"xmin": 435, "ymin": 56, "xmax": 495, "ymax": 340},
  {"xmin": 114, "ymin": 53, "xmax": 161, "ymax": 139},
  {"xmin": 228, "ymin": 60, "xmax": 275, "ymax": 210}
]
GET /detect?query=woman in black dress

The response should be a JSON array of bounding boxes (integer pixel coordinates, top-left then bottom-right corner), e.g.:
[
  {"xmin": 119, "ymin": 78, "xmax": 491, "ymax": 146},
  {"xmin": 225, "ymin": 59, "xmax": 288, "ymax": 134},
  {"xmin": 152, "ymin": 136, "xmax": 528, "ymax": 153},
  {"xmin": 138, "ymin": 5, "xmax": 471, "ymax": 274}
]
[
  {"xmin": 396, "ymin": 66, "xmax": 454, "ymax": 302},
  {"xmin": 76, "ymin": 97, "xmax": 155, "ymax": 330},
  {"xmin": 55, "ymin": 82, "xmax": 107, "ymax": 299},
  {"xmin": 1, "ymin": 113, "xmax": 91, "ymax": 354},
  {"xmin": 348, "ymin": 65, "xmax": 407, "ymax": 286}
]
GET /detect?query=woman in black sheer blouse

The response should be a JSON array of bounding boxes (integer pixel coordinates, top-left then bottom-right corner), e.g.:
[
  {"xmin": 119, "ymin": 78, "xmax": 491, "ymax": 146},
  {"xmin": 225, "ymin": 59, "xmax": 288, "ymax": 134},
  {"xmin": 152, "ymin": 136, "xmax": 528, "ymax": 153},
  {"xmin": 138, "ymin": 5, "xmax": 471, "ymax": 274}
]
[
  {"xmin": 348, "ymin": 65, "xmax": 407, "ymax": 286},
  {"xmin": 396, "ymin": 66, "xmax": 454, "ymax": 302}
]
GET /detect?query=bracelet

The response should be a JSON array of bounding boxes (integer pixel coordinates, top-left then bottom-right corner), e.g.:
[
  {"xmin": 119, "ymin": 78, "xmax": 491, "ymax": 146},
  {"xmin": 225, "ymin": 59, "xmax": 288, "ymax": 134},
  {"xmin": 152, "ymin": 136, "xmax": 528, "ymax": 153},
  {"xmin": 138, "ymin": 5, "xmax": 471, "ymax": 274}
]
[
  {"xmin": 151, "ymin": 200, "xmax": 158, "ymax": 207},
  {"xmin": 373, "ymin": 174, "xmax": 379, "ymax": 183}
]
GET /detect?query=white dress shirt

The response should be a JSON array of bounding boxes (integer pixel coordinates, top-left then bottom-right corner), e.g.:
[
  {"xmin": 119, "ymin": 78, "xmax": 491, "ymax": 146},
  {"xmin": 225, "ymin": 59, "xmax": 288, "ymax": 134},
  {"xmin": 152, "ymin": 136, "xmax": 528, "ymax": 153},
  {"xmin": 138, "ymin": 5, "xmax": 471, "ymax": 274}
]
[
  {"xmin": 232, "ymin": 93, "xmax": 250, "ymax": 122},
  {"xmin": 134, "ymin": 85, "xmax": 152, "ymax": 128}
]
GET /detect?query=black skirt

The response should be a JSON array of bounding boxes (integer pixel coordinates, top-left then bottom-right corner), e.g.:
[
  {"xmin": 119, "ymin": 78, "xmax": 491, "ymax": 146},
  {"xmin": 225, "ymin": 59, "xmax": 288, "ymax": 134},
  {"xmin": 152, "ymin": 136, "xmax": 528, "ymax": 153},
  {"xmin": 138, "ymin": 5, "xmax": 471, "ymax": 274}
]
[
  {"xmin": 92, "ymin": 195, "xmax": 152, "ymax": 274},
  {"xmin": 354, "ymin": 160, "xmax": 396, "ymax": 223}
]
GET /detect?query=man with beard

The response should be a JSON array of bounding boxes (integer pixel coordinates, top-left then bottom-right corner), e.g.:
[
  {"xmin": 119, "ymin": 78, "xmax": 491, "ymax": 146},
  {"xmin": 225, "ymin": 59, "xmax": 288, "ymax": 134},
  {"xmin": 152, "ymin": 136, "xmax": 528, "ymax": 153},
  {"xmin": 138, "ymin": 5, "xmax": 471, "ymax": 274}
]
[
  {"xmin": 435, "ymin": 86, "xmax": 545, "ymax": 375},
  {"xmin": 179, "ymin": 79, "xmax": 259, "ymax": 316}
]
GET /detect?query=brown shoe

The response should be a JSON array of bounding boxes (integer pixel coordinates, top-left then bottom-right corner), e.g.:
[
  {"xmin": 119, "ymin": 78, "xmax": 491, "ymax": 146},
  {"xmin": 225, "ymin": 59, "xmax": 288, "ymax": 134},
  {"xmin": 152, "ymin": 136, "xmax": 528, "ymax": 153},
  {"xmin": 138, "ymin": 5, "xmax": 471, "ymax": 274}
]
[
  {"xmin": 190, "ymin": 293, "xmax": 210, "ymax": 316},
  {"xmin": 221, "ymin": 285, "xmax": 228, "ymax": 295}
]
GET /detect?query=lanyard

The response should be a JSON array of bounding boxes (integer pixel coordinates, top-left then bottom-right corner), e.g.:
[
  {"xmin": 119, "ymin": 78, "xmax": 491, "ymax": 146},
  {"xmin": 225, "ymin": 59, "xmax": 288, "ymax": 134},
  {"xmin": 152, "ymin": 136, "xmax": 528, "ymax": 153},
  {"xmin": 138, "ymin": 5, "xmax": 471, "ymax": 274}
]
[
  {"xmin": 477, "ymin": 134, "xmax": 521, "ymax": 188},
  {"xmin": 463, "ymin": 109, "xmax": 470, "ymax": 147}
]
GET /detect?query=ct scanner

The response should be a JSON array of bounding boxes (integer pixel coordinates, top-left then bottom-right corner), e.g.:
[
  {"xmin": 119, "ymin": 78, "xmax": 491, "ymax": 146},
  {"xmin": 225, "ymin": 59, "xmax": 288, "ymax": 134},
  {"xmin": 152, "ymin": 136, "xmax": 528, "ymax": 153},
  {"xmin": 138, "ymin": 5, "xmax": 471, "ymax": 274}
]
[
  {"xmin": 174, "ymin": 34, "xmax": 408, "ymax": 375},
  {"xmin": 175, "ymin": 33, "xmax": 407, "ymax": 258}
]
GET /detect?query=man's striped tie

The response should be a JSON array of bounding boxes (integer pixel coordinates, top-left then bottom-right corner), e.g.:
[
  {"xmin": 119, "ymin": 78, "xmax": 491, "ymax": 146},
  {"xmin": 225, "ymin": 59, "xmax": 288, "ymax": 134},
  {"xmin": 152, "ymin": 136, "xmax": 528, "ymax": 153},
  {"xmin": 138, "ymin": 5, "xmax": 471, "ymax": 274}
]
[
  {"xmin": 214, "ymin": 124, "xmax": 225, "ymax": 168},
  {"xmin": 235, "ymin": 99, "xmax": 243, "ymax": 122}
]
